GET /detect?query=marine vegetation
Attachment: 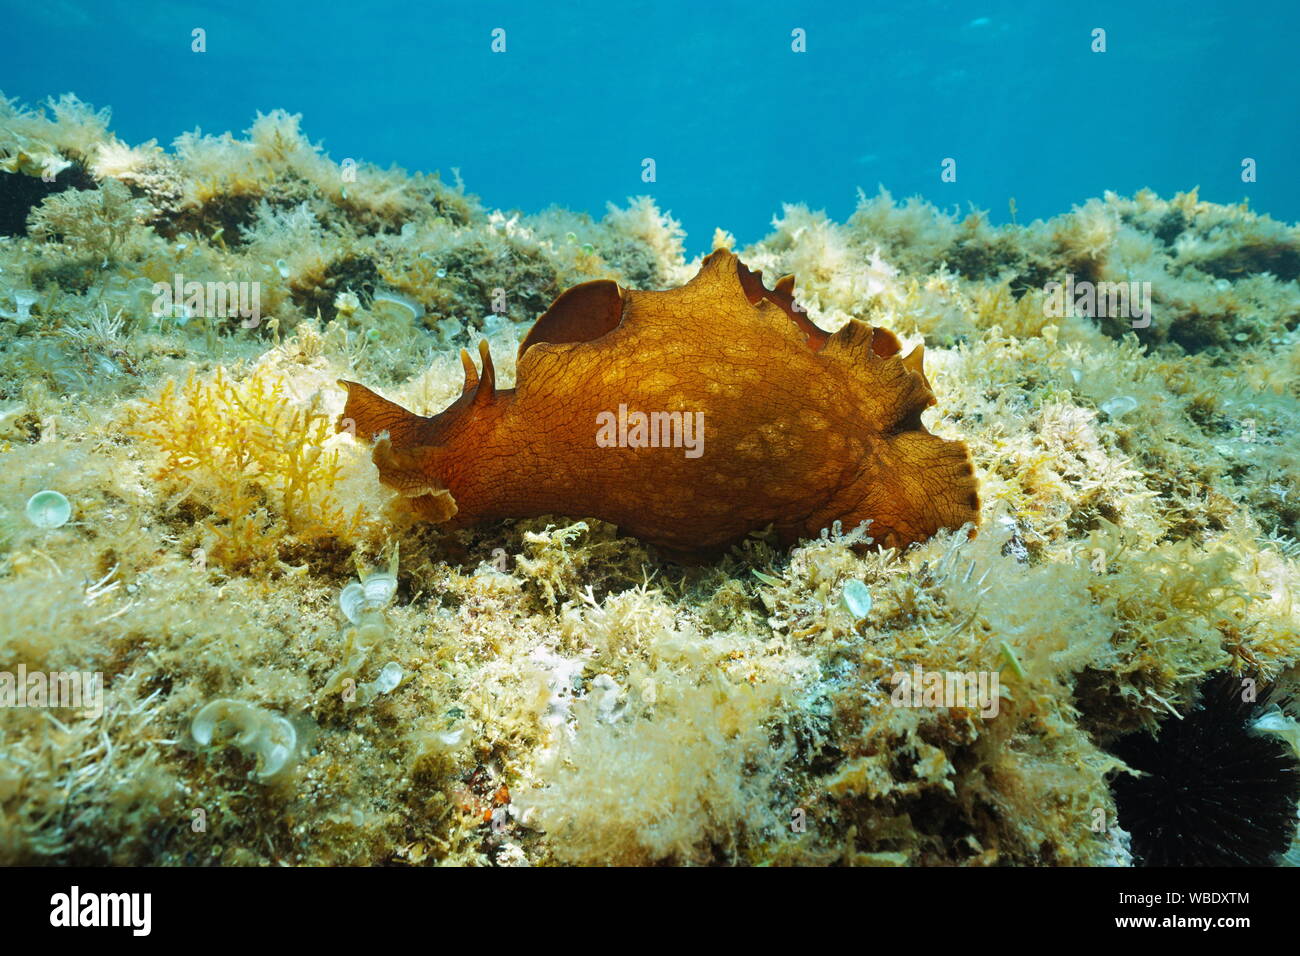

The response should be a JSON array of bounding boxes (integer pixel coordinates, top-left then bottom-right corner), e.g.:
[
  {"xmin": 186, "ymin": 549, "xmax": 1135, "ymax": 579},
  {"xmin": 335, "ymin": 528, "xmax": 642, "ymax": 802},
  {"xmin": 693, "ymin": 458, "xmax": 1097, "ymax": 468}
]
[{"xmin": 1, "ymin": 93, "xmax": 1299, "ymax": 866}]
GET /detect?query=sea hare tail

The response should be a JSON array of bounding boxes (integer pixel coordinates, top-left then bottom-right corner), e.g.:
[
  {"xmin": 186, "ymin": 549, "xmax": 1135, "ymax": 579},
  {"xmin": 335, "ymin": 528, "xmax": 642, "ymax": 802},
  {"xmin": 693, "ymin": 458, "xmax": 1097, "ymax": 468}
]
[{"xmin": 823, "ymin": 431, "xmax": 980, "ymax": 551}]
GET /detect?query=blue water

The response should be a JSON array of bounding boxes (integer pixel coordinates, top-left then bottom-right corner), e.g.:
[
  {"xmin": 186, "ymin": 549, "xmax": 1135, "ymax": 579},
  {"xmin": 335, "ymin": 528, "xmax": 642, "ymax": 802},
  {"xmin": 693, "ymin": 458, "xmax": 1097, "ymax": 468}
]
[{"xmin": 4, "ymin": 0, "xmax": 1297, "ymax": 252}]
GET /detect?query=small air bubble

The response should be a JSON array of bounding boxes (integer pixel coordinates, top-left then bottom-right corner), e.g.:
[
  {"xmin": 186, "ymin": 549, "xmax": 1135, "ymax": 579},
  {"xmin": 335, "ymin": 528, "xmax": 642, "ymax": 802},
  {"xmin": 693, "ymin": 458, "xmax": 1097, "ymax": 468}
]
[
  {"xmin": 841, "ymin": 579, "xmax": 873, "ymax": 620},
  {"xmin": 339, "ymin": 582, "xmax": 365, "ymax": 623},
  {"xmin": 340, "ymin": 571, "xmax": 399, "ymax": 624},
  {"xmin": 26, "ymin": 490, "xmax": 71, "ymax": 529},
  {"xmin": 1101, "ymin": 396, "xmax": 1138, "ymax": 418},
  {"xmin": 367, "ymin": 661, "xmax": 402, "ymax": 697}
]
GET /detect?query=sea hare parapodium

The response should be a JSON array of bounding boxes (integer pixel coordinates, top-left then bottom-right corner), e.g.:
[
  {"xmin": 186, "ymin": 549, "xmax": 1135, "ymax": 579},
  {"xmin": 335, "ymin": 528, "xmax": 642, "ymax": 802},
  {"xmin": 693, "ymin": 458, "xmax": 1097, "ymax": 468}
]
[{"xmin": 337, "ymin": 249, "xmax": 979, "ymax": 555}]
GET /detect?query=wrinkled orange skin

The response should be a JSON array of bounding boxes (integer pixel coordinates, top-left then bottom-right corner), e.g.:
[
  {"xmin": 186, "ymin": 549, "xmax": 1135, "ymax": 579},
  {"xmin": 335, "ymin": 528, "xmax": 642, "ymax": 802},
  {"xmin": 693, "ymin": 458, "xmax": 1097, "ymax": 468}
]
[{"xmin": 338, "ymin": 250, "xmax": 978, "ymax": 556}]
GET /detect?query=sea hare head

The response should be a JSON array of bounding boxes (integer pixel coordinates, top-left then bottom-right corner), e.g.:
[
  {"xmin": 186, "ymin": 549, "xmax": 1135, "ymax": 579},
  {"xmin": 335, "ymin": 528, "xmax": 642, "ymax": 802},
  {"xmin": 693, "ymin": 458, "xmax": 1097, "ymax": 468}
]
[{"xmin": 338, "ymin": 250, "xmax": 979, "ymax": 554}]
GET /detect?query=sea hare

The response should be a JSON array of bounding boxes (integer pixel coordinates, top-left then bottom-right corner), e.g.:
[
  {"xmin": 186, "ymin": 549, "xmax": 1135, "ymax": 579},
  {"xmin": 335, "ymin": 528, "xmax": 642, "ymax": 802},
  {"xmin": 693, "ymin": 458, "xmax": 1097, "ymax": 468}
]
[{"xmin": 337, "ymin": 250, "xmax": 979, "ymax": 555}]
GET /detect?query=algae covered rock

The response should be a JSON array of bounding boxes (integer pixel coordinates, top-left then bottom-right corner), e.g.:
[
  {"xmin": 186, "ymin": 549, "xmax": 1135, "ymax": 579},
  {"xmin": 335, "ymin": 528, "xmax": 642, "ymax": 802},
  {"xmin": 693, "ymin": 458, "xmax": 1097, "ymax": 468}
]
[{"xmin": 1, "ymin": 91, "xmax": 1298, "ymax": 868}]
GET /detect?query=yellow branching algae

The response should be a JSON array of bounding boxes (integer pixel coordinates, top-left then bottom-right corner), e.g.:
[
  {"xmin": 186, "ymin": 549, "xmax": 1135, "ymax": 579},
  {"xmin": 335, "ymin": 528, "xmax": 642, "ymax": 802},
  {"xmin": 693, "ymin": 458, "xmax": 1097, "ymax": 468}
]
[
  {"xmin": 2, "ymin": 93, "xmax": 1300, "ymax": 866},
  {"xmin": 125, "ymin": 351, "xmax": 389, "ymax": 570}
]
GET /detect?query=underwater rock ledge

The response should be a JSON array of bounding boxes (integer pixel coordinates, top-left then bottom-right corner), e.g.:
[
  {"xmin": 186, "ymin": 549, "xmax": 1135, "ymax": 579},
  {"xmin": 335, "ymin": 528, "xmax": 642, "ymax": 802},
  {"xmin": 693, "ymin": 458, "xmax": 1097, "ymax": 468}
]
[{"xmin": 1, "ymin": 93, "xmax": 1299, "ymax": 866}]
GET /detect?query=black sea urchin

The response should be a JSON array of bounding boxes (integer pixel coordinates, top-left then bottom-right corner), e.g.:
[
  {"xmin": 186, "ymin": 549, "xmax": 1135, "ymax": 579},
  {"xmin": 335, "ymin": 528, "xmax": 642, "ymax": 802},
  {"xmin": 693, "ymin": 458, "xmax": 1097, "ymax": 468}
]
[{"xmin": 1110, "ymin": 675, "xmax": 1300, "ymax": 866}]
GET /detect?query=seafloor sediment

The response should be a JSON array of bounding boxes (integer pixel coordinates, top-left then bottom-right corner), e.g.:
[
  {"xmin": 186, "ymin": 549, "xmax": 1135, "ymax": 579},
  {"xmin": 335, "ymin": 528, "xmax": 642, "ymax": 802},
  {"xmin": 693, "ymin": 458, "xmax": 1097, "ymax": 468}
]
[{"xmin": 1, "ymin": 94, "xmax": 1298, "ymax": 866}]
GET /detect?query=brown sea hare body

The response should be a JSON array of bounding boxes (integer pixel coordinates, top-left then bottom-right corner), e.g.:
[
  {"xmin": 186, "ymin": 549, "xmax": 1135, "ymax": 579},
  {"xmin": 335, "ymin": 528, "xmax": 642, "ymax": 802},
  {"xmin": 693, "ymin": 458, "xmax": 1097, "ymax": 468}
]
[{"xmin": 338, "ymin": 250, "xmax": 979, "ymax": 554}]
